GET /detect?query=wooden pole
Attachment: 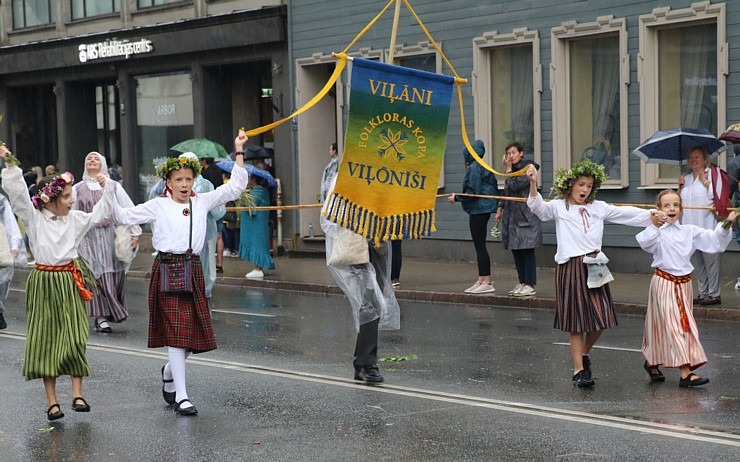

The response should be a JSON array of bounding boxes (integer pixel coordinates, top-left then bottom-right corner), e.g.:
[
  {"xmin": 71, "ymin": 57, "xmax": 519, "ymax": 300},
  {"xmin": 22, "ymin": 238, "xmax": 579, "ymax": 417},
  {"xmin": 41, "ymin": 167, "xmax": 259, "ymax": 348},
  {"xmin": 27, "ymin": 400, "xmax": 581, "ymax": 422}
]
[{"xmin": 387, "ymin": 0, "xmax": 403, "ymax": 62}]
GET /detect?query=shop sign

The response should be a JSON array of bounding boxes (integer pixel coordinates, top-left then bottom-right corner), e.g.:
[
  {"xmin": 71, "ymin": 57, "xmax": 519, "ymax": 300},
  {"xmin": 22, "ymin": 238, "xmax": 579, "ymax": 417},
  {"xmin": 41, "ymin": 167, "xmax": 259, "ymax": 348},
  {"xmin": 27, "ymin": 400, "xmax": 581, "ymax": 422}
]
[{"xmin": 78, "ymin": 38, "xmax": 154, "ymax": 63}]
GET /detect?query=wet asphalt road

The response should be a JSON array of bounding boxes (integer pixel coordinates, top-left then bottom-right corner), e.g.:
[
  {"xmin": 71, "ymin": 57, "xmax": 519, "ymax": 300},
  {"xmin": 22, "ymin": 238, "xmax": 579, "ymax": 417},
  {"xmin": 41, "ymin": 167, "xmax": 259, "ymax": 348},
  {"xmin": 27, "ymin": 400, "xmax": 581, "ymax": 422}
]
[{"xmin": 1, "ymin": 276, "xmax": 740, "ymax": 461}]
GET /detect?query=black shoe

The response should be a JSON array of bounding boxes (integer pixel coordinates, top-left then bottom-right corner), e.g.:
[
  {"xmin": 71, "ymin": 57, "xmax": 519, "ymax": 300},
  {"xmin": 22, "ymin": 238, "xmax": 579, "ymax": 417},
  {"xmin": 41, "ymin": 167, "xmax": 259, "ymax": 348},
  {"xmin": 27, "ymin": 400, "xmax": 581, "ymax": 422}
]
[
  {"xmin": 573, "ymin": 370, "xmax": 594, "ymax": 388},
  {"xmin": 94, "ymin": 318, "xmax": 112, "ymax": 334},
  {"xmin": 582, "ymin": 355, "xmax": 591, "ymax": 373},
  {"xmin": 699, "ymin": 296, "xmax": 721, "ymax": 306},
  {"xmin": 72, "ymin": 397, "xmax": 91, "ymax": 412},
  {"xmin": 0, "ymin": 313, "xmax": 6, "ymax": 330},
  {"xmin": 47, "ymin": 403, "xmax": 64, "ymax": 421},
  {"xmin": 679, "ymin": 373, "xmax": 709, "ymax": 388},
  {"xmin": 354, "ymin": 365, "xmax": 384, "ymax": 383},
  {"xmin": 161, "ymin": 366, "xmax": 176, "ymax": 405},
  {"xmin": 216, "ymin": 266, "xmax": 224, "ymax": 274},
  {"xmin": 174, "ymin": 399, "xmax": 198, "ymax": 416},
  {"xmin": 643, "ymin": 361, "xmax": 666, "ymax": 382}
]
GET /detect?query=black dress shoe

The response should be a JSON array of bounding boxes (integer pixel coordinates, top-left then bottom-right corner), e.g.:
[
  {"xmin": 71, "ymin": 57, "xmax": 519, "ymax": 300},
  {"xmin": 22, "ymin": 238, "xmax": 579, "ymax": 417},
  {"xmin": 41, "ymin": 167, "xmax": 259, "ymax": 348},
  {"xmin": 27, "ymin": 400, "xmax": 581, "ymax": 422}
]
[
  {"xmin": 47, "ymin": 403, "xmax": 64, "ymax": 421},
  {"xmin": 679, "ymin": 373, "xmax": 709, "ymax": 388},
  {"xmin": 174, "ymin": 399, "xmax": 198, "ymax": 416},
  {"xmin": 0, "ymin": 313, "xmax": 6, "ymax": 330},
  {"xmin": 572, "ymin": 370, "xmax": 594, "ymax": 388},
  {"xmin": 161, "ymin": 366, "xmax": 176, "ymax": 405},
  {"xmin": 72, "ymin": 397, "xmax": 91, "ymax": 412},
  {"xmin": 699, "ymin": 296, "xmax": 721, "ymax": 306},
  {"xmin": 643, "ymin": 361, "xmax": 666, "ymax": 382},
  {"xmin": 354, "ymin": 365, "xmax": 384, "ymax": 383}
]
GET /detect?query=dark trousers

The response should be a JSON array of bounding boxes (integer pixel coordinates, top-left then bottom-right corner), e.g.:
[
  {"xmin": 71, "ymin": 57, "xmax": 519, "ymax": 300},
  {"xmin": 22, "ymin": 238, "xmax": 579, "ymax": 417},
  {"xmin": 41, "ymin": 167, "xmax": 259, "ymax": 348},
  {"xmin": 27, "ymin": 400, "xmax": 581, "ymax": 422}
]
[
  {"xmin": 391, "ymin": 239, "xmax": 402, "ymax": 280},
  {"xmin": 512, "ymin": 248, "xmax": 537, "ymax": 286},
  {"xmin": 353, "ymin": 318, "xmax": 379, "ymax": 368},
  {"xmin": 469, "ymin": 213, "xmax": 491, "ymax": 277}
]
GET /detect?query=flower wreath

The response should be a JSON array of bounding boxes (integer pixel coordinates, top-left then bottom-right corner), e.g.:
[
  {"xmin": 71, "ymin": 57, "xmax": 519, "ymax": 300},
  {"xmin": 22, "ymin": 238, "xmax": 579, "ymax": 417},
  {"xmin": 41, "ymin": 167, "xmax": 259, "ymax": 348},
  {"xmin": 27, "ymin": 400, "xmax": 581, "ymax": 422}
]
[
  {"xmin": 158, "ymin": 156, "xmax": 202, "ymax": 180},
  {"xmin": 32, "ymin": 172, "xmax": 74, "ymax": 210},
  {"xmin": 551, "ymin": 160, "xmax": 608, "ymax": 203}
]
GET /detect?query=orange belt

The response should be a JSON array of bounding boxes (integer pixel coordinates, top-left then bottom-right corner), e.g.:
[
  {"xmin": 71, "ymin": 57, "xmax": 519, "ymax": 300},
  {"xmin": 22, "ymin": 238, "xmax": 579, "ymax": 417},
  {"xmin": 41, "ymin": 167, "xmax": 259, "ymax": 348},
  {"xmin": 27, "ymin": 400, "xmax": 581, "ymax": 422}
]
[
  {"xmin": 655, "ymin": 268, "xmax": 691, "ymax": 332},
  {"xmin": 34, "ymin": 261, "xmax": 94, "ymax": 302}
]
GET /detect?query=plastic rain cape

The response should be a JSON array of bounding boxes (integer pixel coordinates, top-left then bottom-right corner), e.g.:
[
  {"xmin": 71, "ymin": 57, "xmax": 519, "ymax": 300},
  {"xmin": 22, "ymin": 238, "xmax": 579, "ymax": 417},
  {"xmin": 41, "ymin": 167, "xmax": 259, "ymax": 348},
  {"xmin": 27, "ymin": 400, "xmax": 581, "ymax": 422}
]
[{"xmin": 321, "ymin": 176, "xmax": 400, "ymax": 332}]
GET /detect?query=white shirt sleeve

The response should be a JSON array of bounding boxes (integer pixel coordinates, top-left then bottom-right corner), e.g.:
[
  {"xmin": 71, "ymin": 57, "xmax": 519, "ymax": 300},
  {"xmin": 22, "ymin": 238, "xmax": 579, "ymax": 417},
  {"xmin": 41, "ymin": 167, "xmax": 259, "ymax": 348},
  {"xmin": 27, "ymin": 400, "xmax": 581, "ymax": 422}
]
[
  {"xmin": 198, "ymin": 164, "xmax": 249, "ymax": 211},
  {"xmin": 526, "ymin": 193, "xmax": 557, "ymax": 221}
]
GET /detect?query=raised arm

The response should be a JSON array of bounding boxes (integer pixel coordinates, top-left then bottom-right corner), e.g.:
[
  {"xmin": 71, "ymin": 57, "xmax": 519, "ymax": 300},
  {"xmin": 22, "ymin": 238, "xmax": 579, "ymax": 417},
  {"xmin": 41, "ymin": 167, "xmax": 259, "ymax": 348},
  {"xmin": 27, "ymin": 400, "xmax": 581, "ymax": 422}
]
[{"xmin": 0, "ymin": 145, "xmax": 35, "ymax": 227}]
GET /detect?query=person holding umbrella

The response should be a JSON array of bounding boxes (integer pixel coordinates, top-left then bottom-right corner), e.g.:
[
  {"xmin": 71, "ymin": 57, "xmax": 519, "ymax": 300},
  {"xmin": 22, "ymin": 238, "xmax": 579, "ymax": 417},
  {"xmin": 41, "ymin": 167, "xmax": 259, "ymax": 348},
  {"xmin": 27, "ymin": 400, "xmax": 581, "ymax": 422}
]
[{"xmin": 678, "ymin": 147, "xmax": 723, "ymax": 305}]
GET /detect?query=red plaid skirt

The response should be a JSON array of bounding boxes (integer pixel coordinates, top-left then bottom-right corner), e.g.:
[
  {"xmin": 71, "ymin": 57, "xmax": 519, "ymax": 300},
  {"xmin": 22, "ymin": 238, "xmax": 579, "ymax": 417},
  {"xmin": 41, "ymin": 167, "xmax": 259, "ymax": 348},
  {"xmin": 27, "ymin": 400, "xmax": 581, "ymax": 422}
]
[{"xmin": 148, "ymin": 253, "xmax": 216, "ymax": 353}]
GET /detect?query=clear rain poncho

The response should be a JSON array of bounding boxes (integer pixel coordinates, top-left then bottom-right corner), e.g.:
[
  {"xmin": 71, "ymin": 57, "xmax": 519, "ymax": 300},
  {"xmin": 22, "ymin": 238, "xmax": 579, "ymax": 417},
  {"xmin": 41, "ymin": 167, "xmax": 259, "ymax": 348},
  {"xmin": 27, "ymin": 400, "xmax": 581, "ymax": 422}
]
[{"xmin": 321, "ymin": 177, "xmax": 400, "ymax": 332}]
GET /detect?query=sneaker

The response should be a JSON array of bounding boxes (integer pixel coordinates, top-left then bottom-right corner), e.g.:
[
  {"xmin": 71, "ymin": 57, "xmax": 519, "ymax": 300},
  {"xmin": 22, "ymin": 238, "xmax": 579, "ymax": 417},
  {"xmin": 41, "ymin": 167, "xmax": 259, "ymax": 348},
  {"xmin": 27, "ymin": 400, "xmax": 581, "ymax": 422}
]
[
  {"xmin": 246, "ymin": 269, "xmax": 264, "ymax": 278},
  {"xmin": 735, "ymin": 278, "xmax": 740, "ymax": 290},
  {"xmin": 391, "ymin": 279, "xmax": 400, "ymax": 288},
  {"xmin": 0, "ymin": 313, "xmax": 6, "ymax": 330},
  {"xmin": 470, "ymin": 282, "xmax": 495, "ymax": 294},
  {"xmin": 464, "ymin": 282, "xmax": 481, "ymax": 293},
  {"xmin": 514, "ymin": 285, "xmax": 536, "ymax": 297},
  {"xmin": 508, "ymin": 283, "xmax": 524, "ymax": 295}
]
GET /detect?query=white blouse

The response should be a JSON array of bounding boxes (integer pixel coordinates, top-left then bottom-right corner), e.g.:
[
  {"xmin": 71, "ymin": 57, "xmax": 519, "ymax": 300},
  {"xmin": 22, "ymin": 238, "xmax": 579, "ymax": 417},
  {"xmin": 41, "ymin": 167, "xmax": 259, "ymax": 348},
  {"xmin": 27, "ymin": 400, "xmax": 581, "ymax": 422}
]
[
  {"xmin": 636, "ymin": 221, "xmax": 732, "ymax": 276},
  {"xmin": 113, "ymin": 164, "xmax": 248, "ymax": 255},
  {"xmin": 1, "ymin": 164, "xmax": 114, "ymax": 265},
  {"xmin": 680, "ymin": 169, "xmax": 715, "ymax": 229},
  {"xmin": 527, "ymin": 193, "xmax": 652, "ymax": 264}
]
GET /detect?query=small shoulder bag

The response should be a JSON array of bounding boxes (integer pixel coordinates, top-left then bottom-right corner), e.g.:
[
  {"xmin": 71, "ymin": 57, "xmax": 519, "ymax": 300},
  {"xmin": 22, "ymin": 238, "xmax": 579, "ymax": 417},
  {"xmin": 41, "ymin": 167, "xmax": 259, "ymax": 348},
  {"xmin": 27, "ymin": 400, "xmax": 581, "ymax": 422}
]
[{"xmin": 159, "ymin": 199, "xmax": 194, "ymax": 293}]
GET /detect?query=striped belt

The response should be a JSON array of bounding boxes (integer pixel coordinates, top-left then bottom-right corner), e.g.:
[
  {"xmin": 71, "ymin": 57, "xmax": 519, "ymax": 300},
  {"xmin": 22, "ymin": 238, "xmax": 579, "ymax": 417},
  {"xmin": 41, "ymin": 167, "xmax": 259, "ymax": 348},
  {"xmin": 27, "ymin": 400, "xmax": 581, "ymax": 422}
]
[
  {"xmin": 655, "ymin": 268, "xmax": 691, "ymax": 332},
  {"xmin": 34, "ymin": 261, "xmax": 94, "ymax": 302}
]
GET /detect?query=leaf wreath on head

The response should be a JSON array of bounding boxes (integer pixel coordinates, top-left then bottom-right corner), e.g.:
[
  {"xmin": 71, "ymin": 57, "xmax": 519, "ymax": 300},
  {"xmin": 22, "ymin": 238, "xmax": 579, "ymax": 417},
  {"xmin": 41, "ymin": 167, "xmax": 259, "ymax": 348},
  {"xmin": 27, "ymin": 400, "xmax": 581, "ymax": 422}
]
[
  {"xmin": 158, "ymin": 156, "xmax": 202, "ymax": 180},
  {"xmin": 551, "ymin": 160, "xmax": 608, "ymax": 203}
]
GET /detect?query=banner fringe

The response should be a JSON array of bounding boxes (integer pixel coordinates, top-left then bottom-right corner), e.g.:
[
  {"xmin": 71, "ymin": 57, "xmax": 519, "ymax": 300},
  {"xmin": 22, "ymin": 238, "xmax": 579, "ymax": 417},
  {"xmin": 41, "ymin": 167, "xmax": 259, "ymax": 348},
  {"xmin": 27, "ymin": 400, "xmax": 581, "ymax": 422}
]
[{"xmin": 326, "ymin": 192, "xmax": 434, "ymax": 247}]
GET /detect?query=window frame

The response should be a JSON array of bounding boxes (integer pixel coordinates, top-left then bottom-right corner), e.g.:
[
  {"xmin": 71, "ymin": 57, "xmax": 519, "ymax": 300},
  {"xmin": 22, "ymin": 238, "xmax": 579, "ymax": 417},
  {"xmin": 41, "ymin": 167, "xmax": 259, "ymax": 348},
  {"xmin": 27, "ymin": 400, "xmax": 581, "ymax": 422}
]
[
  {"xmin": 71, "ymin": 0, "xmax": 119, "ymax": 20},
  {"xmin": 387, "ymin": 41, "xmax": 445, "ymax": 188},
  {"xmin": 13, "ymin": 0, "xmax": 55, "ymax": 29},
  {"xmin": 551, "ymin": 16, "xmax": 630, "ymax": 188},
  {"xmin": 638, "ymin": 2, "xmax": 727, "ymax": 187}
]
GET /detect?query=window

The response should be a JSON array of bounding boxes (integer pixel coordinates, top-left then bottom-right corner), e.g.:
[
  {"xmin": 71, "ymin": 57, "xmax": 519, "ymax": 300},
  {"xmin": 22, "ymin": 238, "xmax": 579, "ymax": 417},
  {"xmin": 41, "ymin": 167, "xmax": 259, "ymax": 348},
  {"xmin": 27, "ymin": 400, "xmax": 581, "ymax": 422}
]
[
  {"xmin": 473, "ymin": 29, "xmax": 541, "ymax": 174},
  {"xmin": 638, "ymin": 3, "xmax": 726, "ymax": 186},
  {"xmin": 135, "ymin": 72, "xmax": 194, "ymax": 203},
  {"xmin": 390, "ymin": 41, "xmax": 445, "ymax": 187},
  {"xmin": 551, "ymin": 17, "xmax": 629, "ymax": 187},
  {"xmin": 72, "ymin": 0, "xmax": 119, "ymax": 20},
  {"xmin": 138, "ymin": 0, "xmax": 183, "ymax": 8},
  {"xmin": 13, "ymin": 0, "xmax": 55, "ymax": 29}
]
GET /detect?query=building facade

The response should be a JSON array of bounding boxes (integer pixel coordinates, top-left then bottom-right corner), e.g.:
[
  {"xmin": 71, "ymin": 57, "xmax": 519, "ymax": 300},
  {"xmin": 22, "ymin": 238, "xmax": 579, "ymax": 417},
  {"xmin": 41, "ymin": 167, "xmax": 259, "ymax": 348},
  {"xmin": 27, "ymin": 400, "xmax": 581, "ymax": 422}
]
[
  {"xmin": 289, "ymin": 0, "xmax": 740, "ymax": 273},
  {"xmin": 0, "ymin": 0, "xmax": 290, "ymax": 212}
]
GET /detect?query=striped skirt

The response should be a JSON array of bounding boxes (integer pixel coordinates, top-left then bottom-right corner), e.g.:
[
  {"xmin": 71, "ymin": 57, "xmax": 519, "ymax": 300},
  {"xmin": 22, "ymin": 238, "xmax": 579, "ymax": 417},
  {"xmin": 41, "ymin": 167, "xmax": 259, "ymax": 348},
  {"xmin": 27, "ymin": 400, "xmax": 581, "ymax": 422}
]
[
  {"xmin": 24, "ymin": 269, "xmax": 90, "ymax": 380},
  {"xmin": 88, "ymin": 270, "xmax": 128, "ymax": 323},
  {"xmin": 554, "ymin": 255, "xmax": 617, "ymax": 332},
  {"xmin": 147, "ymin": 253, "xmax": 216, "ymax": 353},
  {"xmin": 642, "ymin": 271, "xmax": 706, "ymax": 369}
]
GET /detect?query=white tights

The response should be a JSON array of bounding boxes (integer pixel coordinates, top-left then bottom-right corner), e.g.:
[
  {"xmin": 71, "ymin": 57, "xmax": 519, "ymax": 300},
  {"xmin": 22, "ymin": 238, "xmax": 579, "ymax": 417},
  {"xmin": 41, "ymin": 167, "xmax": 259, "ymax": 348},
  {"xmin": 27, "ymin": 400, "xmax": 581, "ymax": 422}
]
[{"xmin": 163, "ymin": 347, "xmax": 192, "ymax": 408}]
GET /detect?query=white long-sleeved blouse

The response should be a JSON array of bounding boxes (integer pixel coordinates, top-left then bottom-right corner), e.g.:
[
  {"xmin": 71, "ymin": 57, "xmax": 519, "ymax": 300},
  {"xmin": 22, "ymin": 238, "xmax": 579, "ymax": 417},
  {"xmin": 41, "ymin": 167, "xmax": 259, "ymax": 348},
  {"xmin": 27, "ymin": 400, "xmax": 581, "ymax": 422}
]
[
  {"xmin": 1, "ymin": 164, "xmax": 114, "ymax": 266},
  {"xmin": 527, "ymin": 193, "xmax": 652, "ymax": 264},
  {"xmin": 112, "ymin": 164, "xmax": 248, "ymax": 255},
  {"xmin": 635, "ymin": 221, "xmax": 732, "ymax": 276}
]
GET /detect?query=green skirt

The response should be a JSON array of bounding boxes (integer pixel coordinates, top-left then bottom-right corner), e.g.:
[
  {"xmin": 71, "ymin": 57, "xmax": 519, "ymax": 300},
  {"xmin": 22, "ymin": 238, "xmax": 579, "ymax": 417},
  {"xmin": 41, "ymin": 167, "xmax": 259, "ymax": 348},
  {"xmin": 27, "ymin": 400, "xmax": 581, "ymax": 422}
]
[{"xmin": 24, "ymin": 268, "xmax": 90, "ymax": 380}]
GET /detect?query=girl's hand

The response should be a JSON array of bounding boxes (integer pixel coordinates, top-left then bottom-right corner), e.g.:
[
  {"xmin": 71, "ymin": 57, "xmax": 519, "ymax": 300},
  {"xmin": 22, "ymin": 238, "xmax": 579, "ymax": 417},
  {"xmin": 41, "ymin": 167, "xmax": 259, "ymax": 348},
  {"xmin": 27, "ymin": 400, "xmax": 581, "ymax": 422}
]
[
  {"xmin": 526, "ymin": 164, "xmax": 538, "ymax": 182},
  {"xmin": 447, "ymin": 194, "xmax": 456, "ymax": 204},
  {"xmin": 651, "ymin": 210, "xmax": 666, "ymax": 227},
  {"xmin": 727, "ymin": 210, "xmax": 738, "ymax": 224},
  {"xmin": 234, "ymin": 129, "xmax": 248, "ymax": 168},
  {"xmin": 130, "ymin": 239, "xmax": 139, "ymax": 250}
]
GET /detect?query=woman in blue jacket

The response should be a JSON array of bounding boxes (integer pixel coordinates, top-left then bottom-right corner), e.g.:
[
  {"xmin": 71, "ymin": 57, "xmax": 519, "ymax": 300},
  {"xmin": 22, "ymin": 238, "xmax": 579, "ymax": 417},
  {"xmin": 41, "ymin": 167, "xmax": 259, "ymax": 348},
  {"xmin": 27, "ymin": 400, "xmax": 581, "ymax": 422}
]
[{"xmin": 448, "ymin": 140, "xmax": 499, "ymax": 294}]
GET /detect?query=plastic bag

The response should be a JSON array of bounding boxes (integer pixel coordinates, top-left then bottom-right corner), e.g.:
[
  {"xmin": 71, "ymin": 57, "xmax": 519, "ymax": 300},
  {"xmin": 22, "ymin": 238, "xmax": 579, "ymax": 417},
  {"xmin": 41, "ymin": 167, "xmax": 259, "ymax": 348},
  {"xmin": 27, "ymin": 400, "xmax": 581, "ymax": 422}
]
[{"xmin": 327, "ymin": 226, "xmax": 369, "ymax": 266}]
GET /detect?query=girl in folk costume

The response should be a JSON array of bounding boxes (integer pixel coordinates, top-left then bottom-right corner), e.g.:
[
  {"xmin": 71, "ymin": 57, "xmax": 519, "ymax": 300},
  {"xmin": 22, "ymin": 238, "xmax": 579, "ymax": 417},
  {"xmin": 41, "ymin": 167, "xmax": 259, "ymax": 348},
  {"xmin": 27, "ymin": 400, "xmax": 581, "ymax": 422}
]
[
  {"xmin": 112, "ymin": 131, "xmax": 249, "ymax": 416},
  {"xmin": 636, "ymin": 190, "xmax": 736, "ymax": 387},
  {"xmin": 526, "ymin": 161, "xmax": 653, "ymax": 388},
  {"xmin": 73, "ymin": 152, "xmax": 142, "ymax": 333},
  {"xmin": 0, "ymin": 193, "xmax": 24, "ymax": 330},
  {"xmin": 0, "ymin": 145, "xmax": 115, "ymax": 421}
]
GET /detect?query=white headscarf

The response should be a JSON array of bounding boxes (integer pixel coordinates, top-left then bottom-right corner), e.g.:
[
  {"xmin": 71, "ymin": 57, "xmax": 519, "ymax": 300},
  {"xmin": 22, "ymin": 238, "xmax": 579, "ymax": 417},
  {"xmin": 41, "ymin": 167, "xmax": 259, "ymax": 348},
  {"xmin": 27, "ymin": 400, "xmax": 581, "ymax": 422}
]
[{"xmin": 82, "ymin": 151, "xmax": 108, "ymax": 191}]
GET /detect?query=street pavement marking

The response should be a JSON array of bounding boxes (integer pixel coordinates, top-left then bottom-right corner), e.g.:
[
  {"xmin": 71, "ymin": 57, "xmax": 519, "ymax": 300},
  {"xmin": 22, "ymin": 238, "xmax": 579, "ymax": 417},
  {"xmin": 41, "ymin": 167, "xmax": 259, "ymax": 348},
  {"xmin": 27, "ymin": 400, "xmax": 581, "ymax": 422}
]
[
  {"xmin": 1, "ymin": 331, "xmax": 739, "ymax": 447},
  {"xmin": 553, "ymin": 342, "xmax": 642, "ymax": 353},
  {"xmin": 212, "ymin": 309, "xmax": 277, "ymax": 317}
]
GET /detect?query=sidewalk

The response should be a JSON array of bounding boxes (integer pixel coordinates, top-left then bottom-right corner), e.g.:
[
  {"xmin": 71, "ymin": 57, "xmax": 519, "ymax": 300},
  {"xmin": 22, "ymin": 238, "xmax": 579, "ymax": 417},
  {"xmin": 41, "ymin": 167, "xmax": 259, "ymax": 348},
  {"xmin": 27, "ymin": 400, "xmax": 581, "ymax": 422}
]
[{"xmin": 127, "ymin": 241, "xmax": 740, "ymax": 322}]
